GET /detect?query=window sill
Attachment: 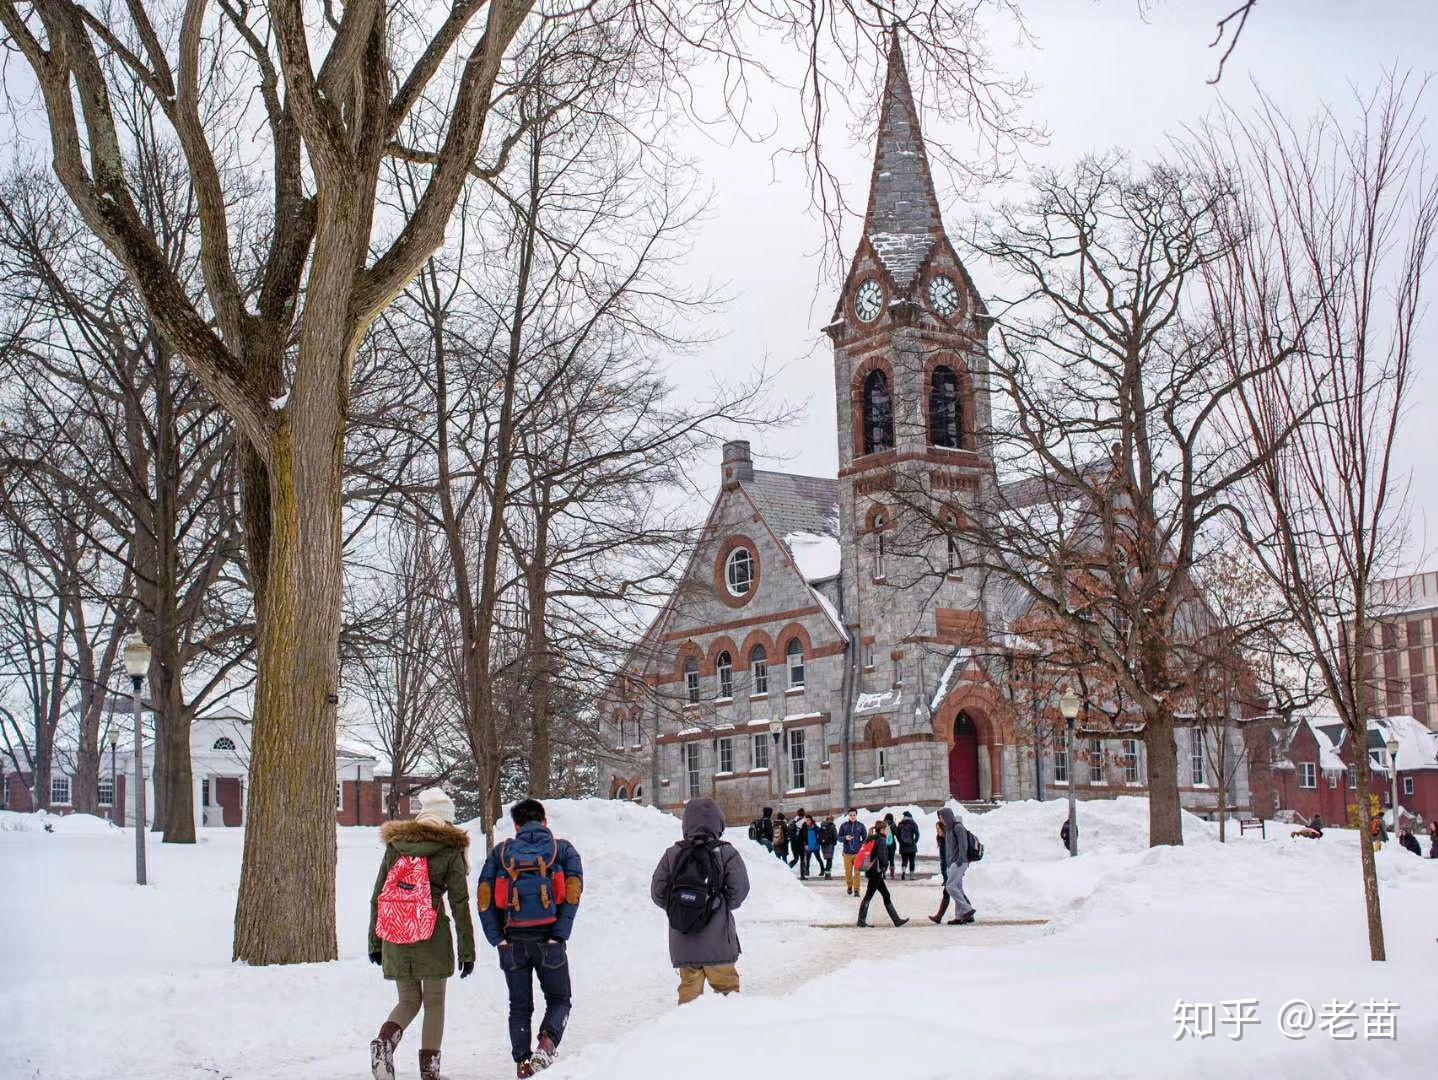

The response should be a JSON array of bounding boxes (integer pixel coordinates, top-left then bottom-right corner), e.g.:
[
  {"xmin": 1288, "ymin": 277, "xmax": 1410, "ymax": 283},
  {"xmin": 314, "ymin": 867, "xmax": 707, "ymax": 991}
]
[
  {"xmin": 750, "ymin": 691, "xmax": 768, "ymax": 699},
  {"xmin": 785, "ymin": 687, "xmax": 806, "ymax": 696},
  {"xmin": 715, "ymin": 696, "xmax": 734, "ymax": 705}
]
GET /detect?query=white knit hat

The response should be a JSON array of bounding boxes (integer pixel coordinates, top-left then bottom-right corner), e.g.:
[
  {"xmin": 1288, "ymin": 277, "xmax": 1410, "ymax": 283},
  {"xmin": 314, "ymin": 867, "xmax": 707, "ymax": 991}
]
[{"xmin": 414, "ymin": 787, "xmax": 456, "ymax": 825}]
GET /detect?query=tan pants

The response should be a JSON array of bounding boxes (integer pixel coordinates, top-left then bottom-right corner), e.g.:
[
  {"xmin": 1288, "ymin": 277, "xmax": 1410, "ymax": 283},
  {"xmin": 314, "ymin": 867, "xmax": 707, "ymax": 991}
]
[
  {"xmin": 842, "ymin": 852, "xmax": 859, "ymax": 892},
  {"xmin": 387, "ymin": 978, "xmax": 447, "ymax": 1051},
  {"xmin": 677, "ymin": 964, "xmax": 740, "ymax": 1005}
]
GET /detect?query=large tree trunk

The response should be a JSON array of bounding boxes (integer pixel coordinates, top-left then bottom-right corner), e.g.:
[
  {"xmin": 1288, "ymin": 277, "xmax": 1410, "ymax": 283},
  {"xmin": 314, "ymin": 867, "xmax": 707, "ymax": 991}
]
[
  {"xmin": 72, "ymin": 690, "xmax": 101, "ymax": 815},
  {"xmin": 526, "ymin": 547, "xmax": 553, "ymax": 796},
  {"xmin": 231, "ymin": 420, "xmax": 343, "ymax": 964},
  {"xmin": 1143, "ymin": 707, "xmax": 1184, "ymax": 846}
]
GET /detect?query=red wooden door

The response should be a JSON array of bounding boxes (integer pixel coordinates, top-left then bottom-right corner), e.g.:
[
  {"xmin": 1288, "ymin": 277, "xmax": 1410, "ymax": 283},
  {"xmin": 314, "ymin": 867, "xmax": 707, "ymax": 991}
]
[
  {"xmin": 948, "ymin": 713, "xmax": 980, "ymax": 801},
  {"xmin": 216, "ymin": 777, "xmax": 244, "ymax": 827}
]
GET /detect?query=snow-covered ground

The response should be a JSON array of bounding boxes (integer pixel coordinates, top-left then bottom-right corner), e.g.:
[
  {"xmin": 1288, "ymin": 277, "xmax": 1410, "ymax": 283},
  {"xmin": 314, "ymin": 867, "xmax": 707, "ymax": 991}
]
[{"xmin": 1, "ymin": 797, "xmax": 1434, "ymax": 1079}]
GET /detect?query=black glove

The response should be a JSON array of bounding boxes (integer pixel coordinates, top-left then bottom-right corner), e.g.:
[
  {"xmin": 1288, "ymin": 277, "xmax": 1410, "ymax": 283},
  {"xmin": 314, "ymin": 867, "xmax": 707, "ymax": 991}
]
[
  {"xmin": 460, "ymin": 960, "xmax": 474, "ymax": 979},
  {"xmin": 370, "ymin": 951, "xmax": 383, "ymax": 966}
]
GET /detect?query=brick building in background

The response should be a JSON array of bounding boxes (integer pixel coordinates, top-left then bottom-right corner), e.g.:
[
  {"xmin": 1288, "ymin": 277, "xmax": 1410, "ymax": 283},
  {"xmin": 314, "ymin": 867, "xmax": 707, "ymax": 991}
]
[
  {"xmin": 1, "ymin": 707, "xmax": 428, "ymax": 828},
  {"xmin": 1357, "ymin": 570, "xmax": 1438, "ymax": 727}
]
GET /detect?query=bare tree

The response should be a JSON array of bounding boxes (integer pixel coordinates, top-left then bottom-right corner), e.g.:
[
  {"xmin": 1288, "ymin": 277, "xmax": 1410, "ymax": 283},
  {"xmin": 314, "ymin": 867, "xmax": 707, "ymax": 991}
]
[
  {"xmin": 929, "ymin": 156, "xmax": 1291, "ymax": 846},
  {"xmin": 1194, "ymin": 74, "xmax": 1438, "ymax": 961}
]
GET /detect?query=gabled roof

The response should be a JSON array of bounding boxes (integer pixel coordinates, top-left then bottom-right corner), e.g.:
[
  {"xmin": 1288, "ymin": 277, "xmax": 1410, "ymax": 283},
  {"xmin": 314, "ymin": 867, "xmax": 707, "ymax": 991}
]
[{"xmin": 742, "ymin": 470, "xmax": 838, "ymax": 541}]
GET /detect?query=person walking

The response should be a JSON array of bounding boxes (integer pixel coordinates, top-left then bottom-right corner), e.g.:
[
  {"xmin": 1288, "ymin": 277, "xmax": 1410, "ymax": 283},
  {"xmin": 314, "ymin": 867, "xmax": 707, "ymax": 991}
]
[
  {"xmin": 651, "ymin": 797, "xmax": 751, "ymax": 1004},
  {"xmin": 937, "ymin": 807, "xmax": 976, "ymax": 925},
  {"xmin": 896, "ymin": 811, "xmax": 920, "ymax": 880},
  {"xmin": 477, "ymin": 799, "xmax": 584, "ymax": 1079},
  {"xmin": 368, "ymin": 787, "xmax": 475, "ymax": 1080},
  {"xmin": 819, "ymin": 815, "xmax": 838, "ymax": 878},
  {"xmin": 772, "ymin": 813, "xmax": 789, "ymax": 863},
  {"xmin": 1429, "ymin": 820, "xmax": 1438, "ymax": 858},
  {"xmin": 1398, "ymin": 824, "xmax": 1423, "ymax": 856},
  {"xmin": 856, "ymin": 819, "xmax": 908, "ymax": 928},
  {"xmin": 788, "ymin": 807, "xmax": 806, "ymax": 868},
  {"xmin": 883, "ymin": 813, "xmax": 898, "ymax": 879},
  {"xmin": 1060, "ymin": 818, "xmax": 1073, "ymax": 853},
  {"xmin": 837, "ymin": 810, "xmax": 867, "ymax": 896},
  {"xmin": 801, "ymin": 815, "xmax": 820, "ymax": 879},
  {"xmin": 756, "ymin": 807, "xmax": 774, "ymax": 853},
  {"xmin": 929, "ymin": 815, "xmax": 951, "ymax": 923}
]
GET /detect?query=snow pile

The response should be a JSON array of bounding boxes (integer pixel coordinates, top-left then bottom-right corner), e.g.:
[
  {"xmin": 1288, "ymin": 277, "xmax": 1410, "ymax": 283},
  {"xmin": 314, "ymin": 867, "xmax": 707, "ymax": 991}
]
[{"xmin": 0, "ymin": 809, "xmax": 119, "ymax": 834}]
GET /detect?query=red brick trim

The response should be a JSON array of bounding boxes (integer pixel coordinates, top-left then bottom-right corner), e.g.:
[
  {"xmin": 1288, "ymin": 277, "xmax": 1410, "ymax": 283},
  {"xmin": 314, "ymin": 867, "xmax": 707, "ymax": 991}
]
[
  {"xmin": 713, "ymin": 535, "xmax": 761, "ymax": 610},
  {"xmin": 738, "ymin": 628, "xmax": 776, "ymax": 668},
  {"xmin": 663, "ymin": 605, "xmax": 820, "ymax": 644},
  {"xmin": 850, "ymin": 354, "xmax": 897, "ymax": 461},
  {"xmin": 923, "ymin": 351, "xmax": 977, "ymax": 453},
  {"xmin": 705, "ymin": 636, "xmax": 740, "ymax": 676},
  {"xmin": 840, "ymin": 447, "xmax": 988, "ymax": 479},
  {"xmin": 775, "ymin": 621, "xmax": 815, "ymax": 656}
]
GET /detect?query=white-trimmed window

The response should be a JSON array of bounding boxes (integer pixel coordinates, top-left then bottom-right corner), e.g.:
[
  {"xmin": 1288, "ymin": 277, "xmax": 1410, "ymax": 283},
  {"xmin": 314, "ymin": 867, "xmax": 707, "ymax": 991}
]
[
  {"xmin": 947, "ymin": 535, "xmax": 961, "ymax": 575},
  {"xmin": 863, "ymin": 642, "xmax": 875, "ymax": 669},
  {"xmin": 724, "ymin": 547, "xmax": 754, "ymax": 597},
  {"xmin": 718, "ymin": 736, "xmax": 734, "ymax": 774},
  {"xmin": 789, "ymin": 729, "xmax": 807, "ymax": 789},
  {"xmin": 1327, "ymin": 772, "xmax": 1338, "ymax": 789},
  {"xmin": 684, "ymin": 742, "xmax": 702, "ymax": 799},
  {"xmin": 212, "ymin": 736, "xmax": 236, "ymax": 751},
  {"xmin": 684, "ymin": 657, "xmax": 700, "ymax": 706},
  {"xmin": 717, "ymin": 652, "xmax": 734, "ymax": 700},
  {"xmin": 336, "ymin": 781, "xmax": 344, "ymax": 811},
  {"xmin": 752, "ymin": 733, "xmax": 769, "ymax": 770},
  {"xmin": 614, "ymin": 784, "xmax": 629, "ymax": 801},
  {"xmin": 1403, "ymin": 775, "xmax": 1415, "ymax": 796},
  {"xmin": 876, "ymin": 747, "xmax": 889, "ymax": 780},
  {"xmin": 615, "ymin": 712, "xmax": 627, "ymax": 748},
  {"xmin": 1088, "ymin": 739, "xmax": 1104, "ymax": 785},
  {"xmin": 751, "ymin": 646, "xmax": 768, "ymax": 695},
  {"xmin": 1299, "ymin": 762, "xmax": 1317, "ymax": 789},
  {"xmin": 1054, "ymin": 746, "xmax": 1069, "ymax": 784},
  {"xmin": 786, "ymin": 638, "xmax": 805, "ymax": 690},
  {"xmin": 1190, "ymin": 731, "xmax": 1206, "ymax": 786},
  {"xmin": 1348, "ymin": 765, "xmax": 1358, "ymax": 789},
  {"xmin": 633, "ymin": 784, "xmax": 643, "ymax": 801},
  {"xmin": 1122, "ymin": 738, "xmax": 1141, "ymax": 784},
  {"xmin": 50, "ymin": 775, "xmax": 71, "ymax": 805},
  {"xmin": 873, "ymin": 516, "xmax": 887, "ymax": 580},
  {"xmin": 202, "ymin": 778, "xmax": 211, "ymax": 807},
  {"xmin": 97, "ymin": 775, "xmax": 115, "ymax": 807}
]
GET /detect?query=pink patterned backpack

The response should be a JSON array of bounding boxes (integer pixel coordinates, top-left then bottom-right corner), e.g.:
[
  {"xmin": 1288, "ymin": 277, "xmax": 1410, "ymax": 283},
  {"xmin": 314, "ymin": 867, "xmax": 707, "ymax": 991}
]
[{"xmin": 375, "ymin": 855, "xmax": 437, "ymax": 944}]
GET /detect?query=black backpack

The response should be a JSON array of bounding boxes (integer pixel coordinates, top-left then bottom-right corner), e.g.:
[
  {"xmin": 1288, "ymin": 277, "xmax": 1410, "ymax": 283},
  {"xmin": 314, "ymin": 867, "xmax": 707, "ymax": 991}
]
[
  {"xmin": 966, "ymin": 829, "xmax": 984, "ymax": 862},
  {"xmin": 664, "ymin": 839, "xmax": 727, "ymax": 934}
]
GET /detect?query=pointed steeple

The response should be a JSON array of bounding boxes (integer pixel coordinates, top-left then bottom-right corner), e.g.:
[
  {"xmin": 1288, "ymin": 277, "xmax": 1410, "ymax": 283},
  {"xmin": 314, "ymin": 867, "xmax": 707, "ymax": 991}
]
[{"xmin": 861, "ymin": 36, "xmax": 946, "ymax": 291}]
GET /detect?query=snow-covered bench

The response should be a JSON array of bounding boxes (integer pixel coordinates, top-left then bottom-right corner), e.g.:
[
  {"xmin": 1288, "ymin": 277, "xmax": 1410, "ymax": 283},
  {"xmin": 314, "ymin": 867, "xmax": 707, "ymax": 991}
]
[{"xmin": 1239, "ymin": 817, "xmax": 1266, "ymax": 838}]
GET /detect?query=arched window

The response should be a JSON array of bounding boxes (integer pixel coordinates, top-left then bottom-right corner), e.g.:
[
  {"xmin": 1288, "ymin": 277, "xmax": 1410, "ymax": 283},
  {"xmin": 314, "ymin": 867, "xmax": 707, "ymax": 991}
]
[
  {"xmin": 724, "ymin": 546, "xmax": 754, "ymax": 596},
  {"xmin": 633, "ymin": 784, "xmax": 644, "ymax": 801},
  {"xmin": 929, "ymin": 365, "xmax": 962, "ymax": 448},
  {"xmin": 750, "ymin": 645, "xmax": 768, "ymax": 695},
  {"xmin": 613, "ymin": 710, "xmax": 626, "ymax": 748},
  {"xmin": 683, "ymin": 656, "xmax": 701, "ymax": 705},
  {"xmin": 862, "ymin": 369, "xmax": 895, "ymax": 455},
  {"xmin": 212, "ymin": 737, "xmax": 236, "ymax": 751},
  {"xmin": 786, "ymin": 638, "xmax": 806, "ymax": 690},
  {"xmin": 717, "ymin": 651, "xmax": 734, "ymax": 699},
  {"xmin": 615, "ymin": 784, "xmax": 629, "ymax": 801}
]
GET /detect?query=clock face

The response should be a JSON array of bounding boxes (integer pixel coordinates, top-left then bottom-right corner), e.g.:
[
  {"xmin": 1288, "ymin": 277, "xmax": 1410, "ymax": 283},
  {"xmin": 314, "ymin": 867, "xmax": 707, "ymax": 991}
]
[
  {"xmin": 929, "ymin": 275, "xmax": 960, "ymax": 317},
  {"xmin": 855, "ymin": 279, "xmax": 883, "ymax": 323}
]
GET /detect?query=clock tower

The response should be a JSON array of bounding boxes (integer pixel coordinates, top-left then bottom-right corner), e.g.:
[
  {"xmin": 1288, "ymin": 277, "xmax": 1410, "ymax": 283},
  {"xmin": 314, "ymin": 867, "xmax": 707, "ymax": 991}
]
[{"xmin": 825, "ymin": 36, "xmax": 994, "ymax": 708}]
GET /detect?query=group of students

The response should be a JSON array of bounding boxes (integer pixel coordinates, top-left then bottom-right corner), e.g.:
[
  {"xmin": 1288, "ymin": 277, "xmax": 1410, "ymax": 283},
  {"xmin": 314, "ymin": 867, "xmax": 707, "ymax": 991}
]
[
  {"xmin": 365, "ymin": 792, "xmax": 750, "ymax": 1080},
  {"xmin": 1295, "ymin": 811, "xmax": 1438, "ymax": 857},
  {"xmin": 749, "ymin": 805, "xmax": 981, "ymax": 928}
]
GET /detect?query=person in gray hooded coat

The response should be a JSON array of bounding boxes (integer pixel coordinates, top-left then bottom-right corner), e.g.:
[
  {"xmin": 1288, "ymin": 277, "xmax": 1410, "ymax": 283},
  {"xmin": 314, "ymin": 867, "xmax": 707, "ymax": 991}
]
[
  {"xmin": 650, "ymin": 798, "xmax": 752, "ymax": 1004},
  {"xmin": 937, "ymin": 807, "xmax": 976, "ymax": 925}
]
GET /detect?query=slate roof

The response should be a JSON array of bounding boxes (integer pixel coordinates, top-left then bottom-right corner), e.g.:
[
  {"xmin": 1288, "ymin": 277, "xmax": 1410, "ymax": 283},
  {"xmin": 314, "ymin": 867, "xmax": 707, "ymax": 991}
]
[
  {"xmin": 743, "ymin": 469, "xmax": 839, "ymax": 541},
  {"xmin": 862, "ymin": 36, "xmax": 945, "ymax": 290}
]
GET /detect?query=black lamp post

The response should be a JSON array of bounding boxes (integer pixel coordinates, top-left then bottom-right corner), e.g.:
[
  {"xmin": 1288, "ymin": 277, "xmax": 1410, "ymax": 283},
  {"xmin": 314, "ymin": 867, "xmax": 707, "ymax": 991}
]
[
  {"xmin": 1060, "ymin": 686, "xmax": 1081, "ymax": 858},
  {"xmin": 106, "ymin": 726, "xmax": 119, "ymax": 824},
  {"xmin": 122, "ymin": 634, "xmax": 151, "ymax": 885}
]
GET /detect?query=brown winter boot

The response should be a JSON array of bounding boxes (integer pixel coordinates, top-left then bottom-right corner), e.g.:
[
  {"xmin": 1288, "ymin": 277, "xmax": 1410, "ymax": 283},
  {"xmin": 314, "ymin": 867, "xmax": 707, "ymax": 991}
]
[
  {"xmin": 531, "ymin": 1031, "xmax": 559, "ymax": 1070},
  {"xmin": 419, "ymin": 1049, "xmax": 447, "ymax": 1080},
  {"xmin": 369, "ymin": 1022, "xmax": 401, "ymax": 1080}
]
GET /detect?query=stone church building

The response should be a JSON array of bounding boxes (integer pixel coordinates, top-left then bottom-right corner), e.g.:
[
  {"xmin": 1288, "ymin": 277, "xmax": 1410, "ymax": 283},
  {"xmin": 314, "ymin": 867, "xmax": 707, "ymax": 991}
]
[{"xmin": 601, "ymin": 41, "xmax": 1231, "ymax": 823}]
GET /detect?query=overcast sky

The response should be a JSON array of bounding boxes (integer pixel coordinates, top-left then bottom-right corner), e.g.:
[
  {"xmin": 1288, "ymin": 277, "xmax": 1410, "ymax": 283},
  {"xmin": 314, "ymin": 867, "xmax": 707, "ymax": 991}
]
[{"xmin": 673, "ymin": 0, "xmax": 1438, "ymax": 574}]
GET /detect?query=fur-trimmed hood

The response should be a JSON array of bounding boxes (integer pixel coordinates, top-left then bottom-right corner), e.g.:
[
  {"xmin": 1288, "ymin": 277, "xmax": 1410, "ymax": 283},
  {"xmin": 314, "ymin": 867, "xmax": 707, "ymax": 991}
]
[{"xmin": 380, "ymin": 818, "xmax": 471, "ymax": 852}]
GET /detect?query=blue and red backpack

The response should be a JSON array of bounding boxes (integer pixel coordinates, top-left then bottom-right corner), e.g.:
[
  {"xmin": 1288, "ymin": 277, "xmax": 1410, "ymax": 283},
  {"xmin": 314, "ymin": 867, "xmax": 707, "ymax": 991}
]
[{"xmin": 493, "ymin": 833, "xmax": 567, "ymax": 931}]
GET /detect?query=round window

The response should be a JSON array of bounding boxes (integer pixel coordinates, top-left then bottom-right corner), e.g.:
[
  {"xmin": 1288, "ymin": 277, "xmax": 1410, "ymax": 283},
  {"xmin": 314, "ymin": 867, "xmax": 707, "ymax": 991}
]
[{"xmin": 725, "ymin": 547, "xmax": 755, "ymax": 596}]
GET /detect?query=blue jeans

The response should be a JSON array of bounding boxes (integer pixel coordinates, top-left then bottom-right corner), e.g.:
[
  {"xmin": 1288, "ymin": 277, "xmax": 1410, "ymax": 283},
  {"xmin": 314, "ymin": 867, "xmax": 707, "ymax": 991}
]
[{"xmin": 498, "ymin": 938, "xmax": 571, "ymax": 1063}]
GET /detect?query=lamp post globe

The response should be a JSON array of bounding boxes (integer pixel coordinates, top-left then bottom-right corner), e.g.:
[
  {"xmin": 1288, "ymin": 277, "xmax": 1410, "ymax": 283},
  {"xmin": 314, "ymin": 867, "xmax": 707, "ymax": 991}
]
[
  {"xmin": 1059, "ymin": 687, "xmax": 1081, "ymax": 857},
  {"xmin": 122, "ymin": 634, "xmax": 150, "ymax": 885},
  {"xmin": 769, "ymin": 719, "xmax": 785, "ymax": 794}
]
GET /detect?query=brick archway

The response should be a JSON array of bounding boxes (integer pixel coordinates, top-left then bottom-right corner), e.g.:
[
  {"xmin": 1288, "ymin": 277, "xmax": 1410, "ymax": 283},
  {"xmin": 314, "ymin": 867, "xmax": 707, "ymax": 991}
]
[{"xmin": 933, "ymin": 676, "xmax": 1011, "ymax": 801}]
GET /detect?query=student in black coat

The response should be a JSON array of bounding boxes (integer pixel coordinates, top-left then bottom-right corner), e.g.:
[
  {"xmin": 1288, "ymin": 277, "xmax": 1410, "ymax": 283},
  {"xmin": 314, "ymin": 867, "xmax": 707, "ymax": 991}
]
[
  {"xmin": 896, "ymin": 812, "xmax": 920, "ymax": 880},
  {"xmin": 787, "ymin": 808, "xmax": 806, "ymax": 867},
  {"xmin": 1398, "ymin": 826, "xmax": 1423, "ymax": 857},
  {"xmin": 857, "ymin": 820, "xmax": 908, "ymax": 928},
  {"xmin": 818, "ymin": 816, "xmax": 839, "ymax": 878}
]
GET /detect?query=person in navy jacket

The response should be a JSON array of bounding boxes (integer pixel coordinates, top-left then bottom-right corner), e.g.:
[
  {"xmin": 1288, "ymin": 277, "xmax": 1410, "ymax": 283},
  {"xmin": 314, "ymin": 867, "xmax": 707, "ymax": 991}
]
[{"xmin": 477, "ymin": 799, "xmax": 584, "ymax": 1078}]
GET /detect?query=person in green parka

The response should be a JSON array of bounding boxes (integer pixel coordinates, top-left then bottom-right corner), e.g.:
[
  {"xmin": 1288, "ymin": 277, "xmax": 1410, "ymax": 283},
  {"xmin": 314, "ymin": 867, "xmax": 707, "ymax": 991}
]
[{"xmin": 368, "ymin": 787, "xmax": 475, "ymax": 1080}]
